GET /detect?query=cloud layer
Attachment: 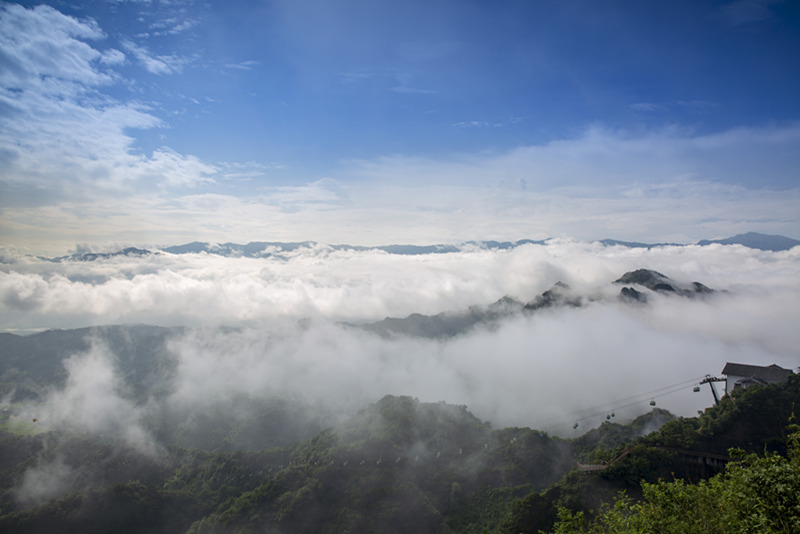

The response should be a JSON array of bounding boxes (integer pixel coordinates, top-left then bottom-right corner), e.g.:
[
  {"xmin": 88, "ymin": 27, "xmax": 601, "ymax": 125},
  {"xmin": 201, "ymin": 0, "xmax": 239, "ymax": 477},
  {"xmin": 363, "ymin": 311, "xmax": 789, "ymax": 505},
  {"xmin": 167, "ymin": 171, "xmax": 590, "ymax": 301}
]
[
  {"xmin": 2, "ymin": 241, "xmax": 798, "ymax": 329},
  {"xmin": 3, "ymin": 242, "xmax": 798, "ymax": 436}
]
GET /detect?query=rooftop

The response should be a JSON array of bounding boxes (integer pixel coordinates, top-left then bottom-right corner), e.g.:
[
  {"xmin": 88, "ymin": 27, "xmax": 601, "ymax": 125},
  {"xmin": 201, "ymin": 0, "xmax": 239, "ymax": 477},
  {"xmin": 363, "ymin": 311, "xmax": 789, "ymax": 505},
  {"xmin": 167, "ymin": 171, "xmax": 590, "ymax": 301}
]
[{"xmin": 722, "ymin": 363, "xmax": 794, "ymax": 382}]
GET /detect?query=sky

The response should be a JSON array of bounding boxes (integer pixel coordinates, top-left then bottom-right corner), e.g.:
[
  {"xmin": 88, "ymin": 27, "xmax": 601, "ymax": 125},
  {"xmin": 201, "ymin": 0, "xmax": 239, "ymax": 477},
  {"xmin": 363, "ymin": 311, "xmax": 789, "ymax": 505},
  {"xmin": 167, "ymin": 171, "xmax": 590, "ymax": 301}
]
[{"xmin": 1, "ymin": 0, "xmax": 799, "ymax": 254}]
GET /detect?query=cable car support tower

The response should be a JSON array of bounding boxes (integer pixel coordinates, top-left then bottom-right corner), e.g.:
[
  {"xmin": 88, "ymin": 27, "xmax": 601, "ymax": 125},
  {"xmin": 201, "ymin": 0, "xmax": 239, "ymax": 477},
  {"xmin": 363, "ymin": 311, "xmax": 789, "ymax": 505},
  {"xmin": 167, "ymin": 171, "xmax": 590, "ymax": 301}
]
[{"xmin": 699, "ymin": 374, "xmax": 725, "ymax": 405}]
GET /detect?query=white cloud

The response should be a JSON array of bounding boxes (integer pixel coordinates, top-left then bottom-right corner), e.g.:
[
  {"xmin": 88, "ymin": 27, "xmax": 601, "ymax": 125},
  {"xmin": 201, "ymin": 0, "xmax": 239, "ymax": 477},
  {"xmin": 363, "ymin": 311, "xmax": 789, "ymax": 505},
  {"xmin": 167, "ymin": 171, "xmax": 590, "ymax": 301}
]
[
  {"xmin": 149, "ymin": 17, "xmax": 198, "ymax": 36},
  {"xmin": 100, "ymin": 48, "xmax": 126, "ymax": 65},
  {"xmin": 225, "ymin": 60, "xmax": 260, "ymax": 70},
  {"xmin": 2, "ymin": 243, "xmax": 798, "ymax": 436},
  {"xmin": 0, "ymin": 4, "xmax": 217, "ymax": 210},
  {"xmin": 137, "ymin": 147, "xmax": 218, "ymax": 187},
  {"xmin": 160, "ymin": 274, "xmax": 799, "ymax": 434},
  {"xmin": 0, "ymin": 4, "xmax": 111, "ymax": 93},
  {"xmin": 120, "ymin": 39, "xmax": 187, "ymax": 75},
  {"xmin": 23, "ymin": 341, "xmax": 157, "ymax": 453},
  {"xmin": 346, "ymin": 123, "xmax": 800, "ymax": 190},
  {"xmin": 453, "ymin": 121, "xmax": 491, "ymax": 128},
  {"xmin": 2, "ymin": 177, "xmax": 799, "ymax": 258},
  {"xmin": 1, "ymin": 240, "xmax": 798, "ymax": 331}
]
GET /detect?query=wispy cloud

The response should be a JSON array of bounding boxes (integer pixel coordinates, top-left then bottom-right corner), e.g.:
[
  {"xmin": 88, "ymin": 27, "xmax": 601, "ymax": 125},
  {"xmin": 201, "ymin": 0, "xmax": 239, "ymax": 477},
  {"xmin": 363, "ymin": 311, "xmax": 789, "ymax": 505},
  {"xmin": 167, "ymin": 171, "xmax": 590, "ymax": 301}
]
[
  {"xmin": 346, "ymin": 123, "xmax": 800, "ymax": 190},
  {"xmin": 224, "ymin": 60, "xmax": 260, "ymax": 71},
  {"xmin": 453, "ymin": 121, "xmax": 491, "ymax": 128},
  {"xmin": 453, "ymin": 117, "xmax": 524, "ymax": 128},
  {"xmin": 121, "ymin": 39, "xmax": 189, "ymax": 75},
  {"xmin": 390, "ymin": 84, "xmax": 436, "ymax": 94},
  {"xmin": 340, "ymin": 68, "xmax": 435, "ymax": 95},
  {"xmin": 149, "ymin": 17, "xmax": 198, "ymax": 36},
  {"xmin": 99, "ymin": 48, "xmax": 126, "ymax": 65}
]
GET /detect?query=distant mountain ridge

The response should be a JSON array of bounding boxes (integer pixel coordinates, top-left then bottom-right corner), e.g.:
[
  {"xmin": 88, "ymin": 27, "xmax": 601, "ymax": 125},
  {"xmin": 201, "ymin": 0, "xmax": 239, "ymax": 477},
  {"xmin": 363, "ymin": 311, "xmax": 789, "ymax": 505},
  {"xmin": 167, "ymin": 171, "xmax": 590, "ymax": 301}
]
[
  {"xmin": 47, "ymin": 239, "xmax": 547, "ymax": 262},
  {"xmin": 363, "ymin": 269, "xmax": 715, "ymax": 338},
  {"xmin": 35, "ymin": 232, "xmax": 799, "ymax": 262},
  {"xmin": 696, "ymin": 231, "xmax": 800, "ymax": 251}
]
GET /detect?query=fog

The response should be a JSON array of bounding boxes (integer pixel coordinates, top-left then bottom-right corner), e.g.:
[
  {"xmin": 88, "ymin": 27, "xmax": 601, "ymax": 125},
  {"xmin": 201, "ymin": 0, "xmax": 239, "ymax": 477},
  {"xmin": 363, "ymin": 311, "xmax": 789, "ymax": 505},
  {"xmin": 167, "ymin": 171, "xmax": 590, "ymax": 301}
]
[
  {"xmin": 21, "ymin": 342, "xmax": 158, "ymax": 454},
  {"xmin": 161, "ymin": 295, "xmax": 795, "ymax": 435},
  {"xmin": 3, "ymin": 241, "xmax": 799, "ymax": 440}
]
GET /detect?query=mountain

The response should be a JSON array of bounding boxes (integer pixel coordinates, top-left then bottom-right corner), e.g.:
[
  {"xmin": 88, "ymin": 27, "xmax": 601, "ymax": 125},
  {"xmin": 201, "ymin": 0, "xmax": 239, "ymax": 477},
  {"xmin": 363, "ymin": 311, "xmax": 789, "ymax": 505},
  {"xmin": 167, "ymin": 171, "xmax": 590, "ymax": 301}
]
[
  {"xmin": 0, "ymin": 393, "xmax": 665, "ymax": 534},
  {"xmin": 0, "ymin": 325, "xmax": 328, "ymax": 451},
  {"xmin": 361, "ymin": 295, "xmax": 525, "ymax": 338},
  {"xmin": 522, "ymin": 281, "xmax": 583, "ymax": 311},
  {"xmin": 0, "ymin": 325, "xmax": 180, "ymax": 402},
  {"xmin": 597, "ymin": 239, "xmax": 680, "ymax": 249},
  {"xmin": 364, "ymin": 270, "xmax": 714, "ymax": 338},
  {"xmin": 27, "ymin": 232, "xmax": 800, "ymax": 263},
  {"xmin": 163, "ymin": 241, "xmax": 315, "ymax": 257},
  {"xmin": 614, "ymin": 269, "xmax": 714, "ymax": 303},
  {"xmin": 499, "ymin": 374, "xmax": 800, "ymax": 533},
  {"xmin": 161, "ymin": 240, "xmax": 548, "ymax": 258},
  {"xmin": 696, "ymin": 231, "xmax": 800, "ymax": 251},
  {"xmin": 1, "ymin": 375, "xmax": 797, "ymax": 533},
  {"xmin": 51, "ymin": 247, "xmax": 154, "ymax": 262}
]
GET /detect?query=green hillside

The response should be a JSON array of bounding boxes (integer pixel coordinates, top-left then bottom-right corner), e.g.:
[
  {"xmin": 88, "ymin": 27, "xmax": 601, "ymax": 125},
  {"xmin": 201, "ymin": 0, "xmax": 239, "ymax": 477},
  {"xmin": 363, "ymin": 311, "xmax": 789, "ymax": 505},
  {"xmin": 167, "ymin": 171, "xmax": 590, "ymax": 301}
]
[
  {"xmin": 0, "ymin": 374, "xmax": 796, "ymax": 533},
  {"xmin": 0, "ymin": 327, "xmax": 798, "ymax": 532}
]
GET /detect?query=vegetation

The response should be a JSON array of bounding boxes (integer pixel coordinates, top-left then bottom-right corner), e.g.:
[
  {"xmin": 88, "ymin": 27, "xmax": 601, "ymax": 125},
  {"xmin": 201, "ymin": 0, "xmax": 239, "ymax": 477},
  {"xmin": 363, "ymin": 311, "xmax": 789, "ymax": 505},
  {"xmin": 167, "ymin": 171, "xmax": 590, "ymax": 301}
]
[
  {"xmin": 549, "ymin": 427, "xmax": 800, "ymax": 533},
  {"xmin": 495, "ymin": 373, "xmax": 800, "ymax": 533}
]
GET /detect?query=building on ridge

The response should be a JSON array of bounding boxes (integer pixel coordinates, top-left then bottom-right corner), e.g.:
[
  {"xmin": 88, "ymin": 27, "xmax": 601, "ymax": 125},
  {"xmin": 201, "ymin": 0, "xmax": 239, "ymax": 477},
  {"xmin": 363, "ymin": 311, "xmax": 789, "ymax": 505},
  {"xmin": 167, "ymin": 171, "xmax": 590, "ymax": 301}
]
[{"xmin": 721, "ymin": 362, "xmax": 794, "ymax": 395}]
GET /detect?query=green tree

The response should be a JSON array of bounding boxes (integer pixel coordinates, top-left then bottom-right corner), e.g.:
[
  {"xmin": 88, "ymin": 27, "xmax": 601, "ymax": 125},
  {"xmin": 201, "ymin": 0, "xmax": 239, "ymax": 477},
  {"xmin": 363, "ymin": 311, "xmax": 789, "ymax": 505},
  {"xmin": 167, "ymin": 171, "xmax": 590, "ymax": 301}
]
[{"xmin": 550, "ymin": 429, "xmax": 800, "ymax": 533}]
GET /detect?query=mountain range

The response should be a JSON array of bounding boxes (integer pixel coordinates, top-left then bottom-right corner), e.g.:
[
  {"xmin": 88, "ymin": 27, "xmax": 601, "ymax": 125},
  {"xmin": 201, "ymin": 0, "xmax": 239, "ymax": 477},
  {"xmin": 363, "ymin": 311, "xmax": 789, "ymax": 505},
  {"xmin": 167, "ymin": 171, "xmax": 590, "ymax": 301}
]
[
  {"xmin": 36, "ymin": 232, "xmax": 799, "ymax": 262},
  {"xmin": 1, "ymin": 371, "xmax": 797, "ymax": 533},
  {"xmin": 362, "ymin": 268, "xmax": 715, "ymax": 338}
]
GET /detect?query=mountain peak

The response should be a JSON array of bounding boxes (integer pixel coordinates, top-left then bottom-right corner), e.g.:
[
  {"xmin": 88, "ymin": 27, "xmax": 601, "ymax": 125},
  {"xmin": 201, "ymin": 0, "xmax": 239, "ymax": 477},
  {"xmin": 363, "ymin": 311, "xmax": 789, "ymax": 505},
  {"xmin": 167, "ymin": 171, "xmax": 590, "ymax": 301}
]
[
  {"xmin": 614, "ymin": 269, "xmax": 715, "ymax": 301},
  {"xmin": 696, "ymin": 232, "xmax": 800, "ymax": 251}
]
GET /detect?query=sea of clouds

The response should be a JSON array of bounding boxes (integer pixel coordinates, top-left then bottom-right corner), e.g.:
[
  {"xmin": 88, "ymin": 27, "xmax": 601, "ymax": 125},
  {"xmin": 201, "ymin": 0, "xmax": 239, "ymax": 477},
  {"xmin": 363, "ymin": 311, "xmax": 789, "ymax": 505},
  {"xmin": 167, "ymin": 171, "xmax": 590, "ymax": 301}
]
[{"xmin": 2, "ymin": 240, "xmax": 799, "ymax": 440}]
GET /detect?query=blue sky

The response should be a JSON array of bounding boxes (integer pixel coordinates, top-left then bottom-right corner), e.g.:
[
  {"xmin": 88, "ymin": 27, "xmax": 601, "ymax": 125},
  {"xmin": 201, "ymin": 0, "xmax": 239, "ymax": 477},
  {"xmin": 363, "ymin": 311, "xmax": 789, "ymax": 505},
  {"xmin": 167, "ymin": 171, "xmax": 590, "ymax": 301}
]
[{"xmin": 2, "ymin": 0, "xmax": 800, "ymax": 254}]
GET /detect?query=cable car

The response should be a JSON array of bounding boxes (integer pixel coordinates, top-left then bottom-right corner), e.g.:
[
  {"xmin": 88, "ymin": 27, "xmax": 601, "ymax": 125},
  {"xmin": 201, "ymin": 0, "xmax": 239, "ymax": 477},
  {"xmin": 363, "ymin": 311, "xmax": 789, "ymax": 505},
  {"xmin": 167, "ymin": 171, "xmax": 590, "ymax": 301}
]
[
  {"xmin": 573, "ymin": 422, "xmax": 579, "ymax": 429},
  {"xmin": 649, "ymin": 399, "xmax": 656, "ymax": 406},
  {"xmin": 606, "ymin": 414, "xmax": 611, "ymax": 420},
  {"xmin": 693, "ymin": 386, "xmax": 700, "ymax": 392}
]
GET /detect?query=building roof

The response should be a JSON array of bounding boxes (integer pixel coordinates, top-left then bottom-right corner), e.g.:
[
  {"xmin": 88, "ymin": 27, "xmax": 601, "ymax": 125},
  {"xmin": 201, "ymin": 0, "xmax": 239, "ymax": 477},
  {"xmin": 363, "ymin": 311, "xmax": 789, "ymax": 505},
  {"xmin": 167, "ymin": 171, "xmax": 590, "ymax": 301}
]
[{"xmin": 722, "ymin": 363, "xmax": 794, "ymax": 382}]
